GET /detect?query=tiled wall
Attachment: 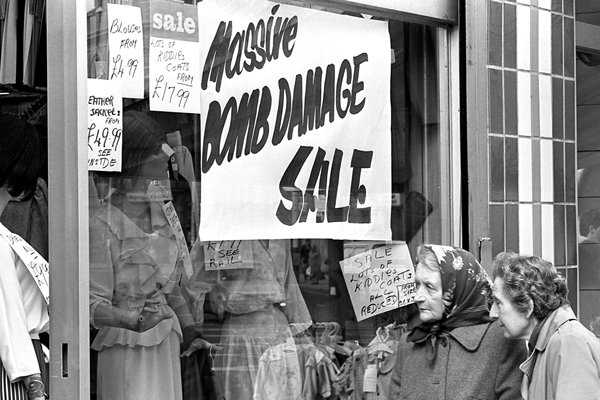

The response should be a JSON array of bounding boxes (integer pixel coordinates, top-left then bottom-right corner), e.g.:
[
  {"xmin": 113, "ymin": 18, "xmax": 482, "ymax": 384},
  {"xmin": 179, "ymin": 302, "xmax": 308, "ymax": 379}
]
[{"xmin": 487, "ymin": 0, "xmax": 577, "ymax": 310}]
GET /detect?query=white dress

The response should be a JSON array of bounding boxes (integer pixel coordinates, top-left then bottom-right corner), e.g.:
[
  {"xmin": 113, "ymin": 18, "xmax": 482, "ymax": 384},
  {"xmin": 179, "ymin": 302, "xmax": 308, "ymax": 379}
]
[
  {"xmin": 89, "ymin": 204, "xmax": 185, "ymax": 400},
  {"xmin": 0, "ymin": 222, "xmax": 49, "ymax": 398}
]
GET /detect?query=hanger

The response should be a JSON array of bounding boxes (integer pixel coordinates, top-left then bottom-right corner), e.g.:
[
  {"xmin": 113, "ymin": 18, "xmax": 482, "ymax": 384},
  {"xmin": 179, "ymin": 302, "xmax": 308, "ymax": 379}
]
[{"xmin": 367, "ymin": 327, "xmax": 394, "ymax": 356}]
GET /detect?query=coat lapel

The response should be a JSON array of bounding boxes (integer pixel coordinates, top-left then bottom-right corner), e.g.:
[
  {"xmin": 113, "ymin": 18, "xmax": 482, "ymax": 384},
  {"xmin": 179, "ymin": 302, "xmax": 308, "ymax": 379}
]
[{"xmin": 448, "ymin": 322, "xmax": 491, "ymax": 351}]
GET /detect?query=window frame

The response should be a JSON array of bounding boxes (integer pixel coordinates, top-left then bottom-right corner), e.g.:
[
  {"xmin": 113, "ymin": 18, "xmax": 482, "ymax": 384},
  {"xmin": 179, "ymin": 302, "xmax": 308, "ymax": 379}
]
[{"xmin": 47, "ymin": 1, "xmax": 460, "ymax": 398}]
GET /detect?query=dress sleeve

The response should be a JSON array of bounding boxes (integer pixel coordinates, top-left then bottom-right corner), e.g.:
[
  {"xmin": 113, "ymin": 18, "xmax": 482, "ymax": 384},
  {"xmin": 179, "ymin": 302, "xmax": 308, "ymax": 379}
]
[
  {"xmin": 547, "ymin": 329, "xmax": 600, "ymax": 400},
  {"xmin": 89, "ymin": 216, "xmax": 115, "ymax": 327},
  {"xmin": 0, "ymin": 240, "xmax": 40, "ymax": 382},
  {"xmin": 494, "ymin": 332, "xmax": 528, "ymax": 400},
  {"xmin": 181, "ymin": 239, "xmax": 216, "ymax": 324},
  {"xmin": 281, "ymin": 240, "xmax": 312, "ymax": 327}
]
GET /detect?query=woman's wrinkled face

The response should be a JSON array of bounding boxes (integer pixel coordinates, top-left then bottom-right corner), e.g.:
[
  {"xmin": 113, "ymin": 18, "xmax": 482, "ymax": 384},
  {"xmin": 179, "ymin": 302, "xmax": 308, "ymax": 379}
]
[
  {"xmin": 490, "ymin": 277, "xmax": 535, "ymax": 339},
  {"xmin": 414, "ymin": 262, "xmax": 444, "ymax": 323}
]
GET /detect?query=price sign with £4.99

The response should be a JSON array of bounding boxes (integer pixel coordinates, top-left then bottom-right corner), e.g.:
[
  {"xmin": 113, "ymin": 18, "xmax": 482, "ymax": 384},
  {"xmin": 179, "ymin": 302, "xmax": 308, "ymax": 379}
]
[{"xmin": 107, "ymin": 3, "xmax": 144, "ymax": 99}]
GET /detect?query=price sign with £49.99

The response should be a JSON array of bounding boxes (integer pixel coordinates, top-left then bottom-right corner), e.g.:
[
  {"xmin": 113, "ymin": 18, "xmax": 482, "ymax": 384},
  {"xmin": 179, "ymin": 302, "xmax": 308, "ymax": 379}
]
[{"xmin": 87, "ymin": 78, "xmax": 123, "ymax": 172}]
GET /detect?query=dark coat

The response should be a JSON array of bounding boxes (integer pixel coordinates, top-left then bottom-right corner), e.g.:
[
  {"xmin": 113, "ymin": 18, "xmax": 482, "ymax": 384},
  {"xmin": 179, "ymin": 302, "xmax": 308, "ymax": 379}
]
[{"xmin": 389, "ymin": 320, "xmax": 527, "ymax": 400}]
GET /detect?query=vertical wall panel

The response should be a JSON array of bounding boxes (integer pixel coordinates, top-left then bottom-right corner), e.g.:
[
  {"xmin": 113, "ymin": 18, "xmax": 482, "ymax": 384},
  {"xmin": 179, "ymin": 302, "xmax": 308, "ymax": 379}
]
[
  {"xmin": 490, "ymin": 1, "xmax": 503, "ymax": 66},
  {"xmin": 504, "ymin": 70, "xmax": 518, "ymax": 135},
  {"xmin": 486, "ymin": 0, "xmax": 576, "ymax": 278},
  {"xmin": 489, "ymin": 69, "xmax": 504, "ymax": 134},
  {"xmin": 518, "ymin": 71, "xmax": 532, "ymax": 136},
  {"xmin": 504, "ymin": 3, "xmax": 518, "ymax": 68},
  {"xmin": 490, "ymin": 136, "xmax": 505, "ymax": 201}
]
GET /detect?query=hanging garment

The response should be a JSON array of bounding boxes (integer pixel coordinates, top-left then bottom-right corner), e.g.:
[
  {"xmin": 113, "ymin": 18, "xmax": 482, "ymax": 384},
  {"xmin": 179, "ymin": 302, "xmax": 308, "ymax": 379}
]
[
  {"xmin": 335, "ymin": 347, "xmax": 396, "ymax": 400},
  {"xmin": 0, "ymin": 0, "xmax": 17, "ymax": 83},
  {"xmin": 186, "ymin": 239, "xmax": 312, "ymax": 400},
  {"xmin": 22, "ymin": 0, "xmax": 45, "ymax": 86},
  {"xmin": 253, "ymin": 341, "xmax": 303, "ymax": 400}
]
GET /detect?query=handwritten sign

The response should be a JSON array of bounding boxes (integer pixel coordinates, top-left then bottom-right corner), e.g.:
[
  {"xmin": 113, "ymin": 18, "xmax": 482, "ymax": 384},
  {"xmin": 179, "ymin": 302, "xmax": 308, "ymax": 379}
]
[
  {"xmin": 340, "ymin": 242, "xmax": 415, "ymax": 322},
  {"xmin": 0, "ymin": 223, "xmax": 49, "ymax": 305},
  {"xmin": 203, "ymin": 240, "xmax": 253, "ymax": 271},
  {"xmin": 149, "ymin": 0, "xmax": 201, "ymax": 113},
  {"xmin": 107, "ymin": 4, "xmax": 144, "ymax": 98},
  {"xmin": 87, "ymin": 78, "xmax": 122, "ymax": 172},
  {"xmin": 163, "ymin": 201, "xmax": 193, "ymax": 278},
  {"xmin": 198, "ymin": 0, "xmax": 391, "ymax": 240}
]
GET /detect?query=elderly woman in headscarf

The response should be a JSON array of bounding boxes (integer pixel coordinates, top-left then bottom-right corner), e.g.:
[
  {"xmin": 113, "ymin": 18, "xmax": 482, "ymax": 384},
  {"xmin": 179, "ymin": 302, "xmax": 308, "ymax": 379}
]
[{"xmin": 389, "ymin": 245, "xmax": 528, "ymax": 400}]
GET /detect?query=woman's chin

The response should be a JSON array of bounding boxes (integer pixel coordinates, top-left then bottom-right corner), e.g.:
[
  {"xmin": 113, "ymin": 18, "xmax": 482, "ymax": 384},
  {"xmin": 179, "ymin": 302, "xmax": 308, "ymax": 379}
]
[{"xmin": 419, "ymin": 311, "xmax": 434, "ymax": 323}]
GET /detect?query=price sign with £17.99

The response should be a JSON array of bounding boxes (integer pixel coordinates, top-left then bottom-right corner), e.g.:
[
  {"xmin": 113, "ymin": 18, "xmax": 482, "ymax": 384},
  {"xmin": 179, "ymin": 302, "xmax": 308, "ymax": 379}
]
[{"xmin": 149, "ymin": 0, "xmax": 201, "ymax": 114}]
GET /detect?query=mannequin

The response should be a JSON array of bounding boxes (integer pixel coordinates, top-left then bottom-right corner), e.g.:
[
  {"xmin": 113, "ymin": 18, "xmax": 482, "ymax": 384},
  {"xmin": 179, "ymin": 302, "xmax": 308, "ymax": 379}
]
[{"xmin": 89, "ymin": 111, "xmax": 201, "ymax": 400}]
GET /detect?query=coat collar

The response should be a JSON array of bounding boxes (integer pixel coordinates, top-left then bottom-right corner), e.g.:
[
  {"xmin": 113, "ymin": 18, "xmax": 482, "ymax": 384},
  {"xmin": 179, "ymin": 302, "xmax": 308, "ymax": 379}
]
[
  {"xmin": 448, "ymin": 322, "xmax": 491, "ymax": 351},
  {"xmin": 533, "ymin": 305, "xmax": 576, "ymax": 352},
  {"xmin": 519, "ymin": 305, "xmax": 576, "ymax": 378}
]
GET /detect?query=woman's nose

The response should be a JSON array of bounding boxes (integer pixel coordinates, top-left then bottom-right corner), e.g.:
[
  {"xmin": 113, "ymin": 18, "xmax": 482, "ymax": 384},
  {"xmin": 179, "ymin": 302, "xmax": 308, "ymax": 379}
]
[
  {"xmin": 414, "ymin": 286, "xmax": 425, "ymax": 303},
  {"xmin": 489, "ymin": 302, "xmax": 498, "ymax": 318}
]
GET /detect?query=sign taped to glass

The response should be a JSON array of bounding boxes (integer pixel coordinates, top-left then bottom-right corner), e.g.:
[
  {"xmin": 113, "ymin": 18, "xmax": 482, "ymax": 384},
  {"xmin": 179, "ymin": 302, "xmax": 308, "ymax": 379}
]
[
  {"xmin": 107, "ymin": 4, "xmax": 144, "ymax": 98},
  {"xmin": 340, "ymin": 241, "xmax": 415, "ymax": 322},
  {"xmin": 198, "ymin": 0, "xmax": 392, "ymax": 240},
  {"xmin": 149, "ymin": 0, "xmax": 201, "ymax": 113},
  {"xmin": 87, "ymin": 78, "xmax": 123, "ymax": 172}
]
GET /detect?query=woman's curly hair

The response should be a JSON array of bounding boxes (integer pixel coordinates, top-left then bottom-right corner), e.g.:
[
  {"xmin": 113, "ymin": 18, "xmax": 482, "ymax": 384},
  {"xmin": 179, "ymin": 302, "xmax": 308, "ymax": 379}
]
[{"xmin": 492, "ymin": 252, "xmax": 568, "ymax": 320}]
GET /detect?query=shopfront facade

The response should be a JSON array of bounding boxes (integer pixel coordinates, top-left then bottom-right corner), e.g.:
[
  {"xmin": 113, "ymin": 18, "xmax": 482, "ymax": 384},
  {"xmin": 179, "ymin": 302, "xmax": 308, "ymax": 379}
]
[{"xmin": 33, "ymin": 0, "xmax": 581, "ymax": 398}]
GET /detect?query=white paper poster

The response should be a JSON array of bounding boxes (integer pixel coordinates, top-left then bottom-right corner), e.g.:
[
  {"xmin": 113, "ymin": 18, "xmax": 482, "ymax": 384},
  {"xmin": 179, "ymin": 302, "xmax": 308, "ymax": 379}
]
[
  {"xmin": 87, "ymin": 78, "xmax": 123, "ymax": 172},
  {"xmin": 198, "ymin": 0, "xmax": 391, "ymax": 240},
  {"xmin": 203, "ymin": 240, "xmax": 254, "ymax": 271},
  {"xmin": 149, "ymin": 0, "xmax": 201, "ymax": 113},
  {"xmin": 107, "ymin": 4, "xmax": 145, "ymax": 98},
  {"xmin": 340, "ymin": 242, "xmax": 415, "ymax": 322}
]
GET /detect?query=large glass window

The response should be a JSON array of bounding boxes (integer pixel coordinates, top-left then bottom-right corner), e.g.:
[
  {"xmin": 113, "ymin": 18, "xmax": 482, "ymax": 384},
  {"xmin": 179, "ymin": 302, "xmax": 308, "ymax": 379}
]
[
  {"xmin": 576, "ymin": 46, "xmax": 600, "ymax": 335},
  {"xmin": 86, "ymin": 1, "xmax": 450, "ymax": 398}
]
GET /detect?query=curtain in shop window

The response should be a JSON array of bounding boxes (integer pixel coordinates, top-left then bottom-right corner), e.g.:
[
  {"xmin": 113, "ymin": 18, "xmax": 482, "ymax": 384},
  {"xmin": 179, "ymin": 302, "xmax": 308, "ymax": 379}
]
[
  {"xmin": 390, "ymin": 22, "xmax": 437, "ymax": 242},
  {"xmin": 407, "ymin": 24, "xmax": 439, "ymax": 130}
]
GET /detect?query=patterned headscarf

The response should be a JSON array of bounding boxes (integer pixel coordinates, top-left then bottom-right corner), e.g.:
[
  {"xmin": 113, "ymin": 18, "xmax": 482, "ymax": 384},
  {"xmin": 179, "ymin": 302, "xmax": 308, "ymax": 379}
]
[{"xmin": 407, "ymin": 245, "xmax": 493, "ymax": 356}]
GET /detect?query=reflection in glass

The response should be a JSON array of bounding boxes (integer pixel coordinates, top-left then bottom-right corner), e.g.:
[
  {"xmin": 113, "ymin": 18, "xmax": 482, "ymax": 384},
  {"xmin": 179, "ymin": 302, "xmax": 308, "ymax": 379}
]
[
  {"xmin": 86, "ymin": 3, "xmax": 446, "ymax": 398},
  {"xmin": 89, "ymin": 111, "xmax": 192, "ymax": 400},
  {"xmin": 185, "ymin": 239, "xmax": 311, "ymax": 400}
]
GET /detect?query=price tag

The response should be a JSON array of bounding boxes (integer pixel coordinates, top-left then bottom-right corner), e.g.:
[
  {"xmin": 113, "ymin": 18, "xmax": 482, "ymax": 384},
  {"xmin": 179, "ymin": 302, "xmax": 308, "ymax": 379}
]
[
  {"xmin": 163, "ymin": 201, "xmax": 193, "ymax": 278},
  {"xmin": 363, "ymin": 364, "xmax": 378, "ymax": 393},
  {"xmin": 204, "ymin": 240, "xmax": 253, "ymax": 271}
]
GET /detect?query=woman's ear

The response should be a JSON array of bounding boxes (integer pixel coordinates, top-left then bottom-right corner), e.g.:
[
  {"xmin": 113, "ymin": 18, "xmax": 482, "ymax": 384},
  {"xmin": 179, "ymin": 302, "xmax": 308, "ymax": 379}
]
[{"xmin": 525, "ymin": 297, "xmax": 535, "ymax": 319}]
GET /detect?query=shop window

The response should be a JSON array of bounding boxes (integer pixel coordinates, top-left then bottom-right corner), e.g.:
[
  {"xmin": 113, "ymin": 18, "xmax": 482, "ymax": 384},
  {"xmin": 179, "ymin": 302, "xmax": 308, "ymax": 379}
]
[
  {"xmin": 86, "ymin": 1, "xmax": 447, "ymax": 398},
  {"xmin": 576, "ymin": 48, "xmax": 600, "ymax": 337}
]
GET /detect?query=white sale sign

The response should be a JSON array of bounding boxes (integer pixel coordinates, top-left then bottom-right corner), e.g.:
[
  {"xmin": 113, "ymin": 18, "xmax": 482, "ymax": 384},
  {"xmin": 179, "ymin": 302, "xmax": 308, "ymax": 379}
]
[{"xmin": 198, "ymin": 0, "xmax": 391, "ymax": 240}]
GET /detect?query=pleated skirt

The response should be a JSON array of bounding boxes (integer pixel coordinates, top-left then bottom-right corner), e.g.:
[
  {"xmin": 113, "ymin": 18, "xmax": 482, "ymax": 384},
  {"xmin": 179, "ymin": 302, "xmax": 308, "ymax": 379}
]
[
  {"xmin": 96, "ymin": 330, "xmax": 182, "ymax": 400},
  {"xmin": 0, "ymin": 362, "xmax": 27, "ymax": 400},
  {"xmin": 0, "ymin": 339, "xmax": 46, "ymax": 400}
]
